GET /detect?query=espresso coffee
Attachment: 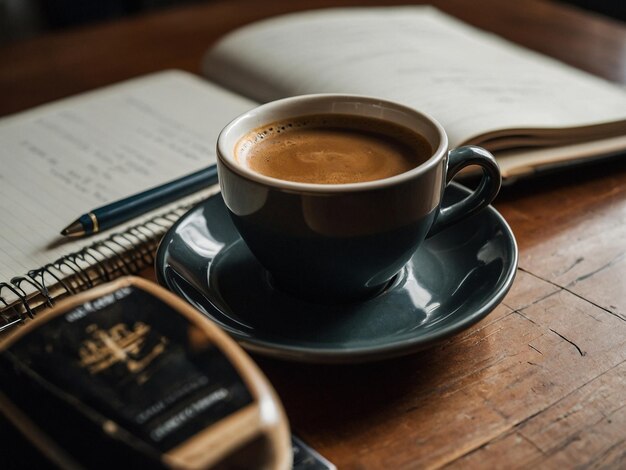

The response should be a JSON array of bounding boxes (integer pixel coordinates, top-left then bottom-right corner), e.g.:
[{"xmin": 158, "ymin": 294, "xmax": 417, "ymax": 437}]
[{"xmin": 236, "ymin": 114, "xmax": 432, "ymax": 184}]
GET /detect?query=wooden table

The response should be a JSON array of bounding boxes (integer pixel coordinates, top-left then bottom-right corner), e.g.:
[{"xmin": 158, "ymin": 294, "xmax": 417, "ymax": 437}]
[{"xmin": 1, "ymin": 0, "xmax": 625, "ymax": 468}]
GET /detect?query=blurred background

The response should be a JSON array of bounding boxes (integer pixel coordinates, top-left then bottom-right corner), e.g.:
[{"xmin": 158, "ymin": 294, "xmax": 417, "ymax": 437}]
[
  {"xmin": 0, "ymin": 0, "xmax": 624, "ymax": 45},
  {"xmin": 0, "ymin": 0, "xmax": 206, "ymax": 44}
]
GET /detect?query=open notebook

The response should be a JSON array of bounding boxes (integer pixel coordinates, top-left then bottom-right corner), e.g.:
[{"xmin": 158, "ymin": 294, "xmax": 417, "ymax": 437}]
[
  {"xmin": 0, "ymin": 73, "xmax": 254, "ymax": 330},
  {"xmin": 2, "ymin": 6, "xmax": 625, "ymax": 329},
  {"xmin": 202, "ymin": 7, "xmax": 626, "ymax": 179}
]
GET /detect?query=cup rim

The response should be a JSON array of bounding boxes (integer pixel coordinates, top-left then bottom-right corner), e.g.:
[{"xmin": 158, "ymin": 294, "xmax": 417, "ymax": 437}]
[{"xmin": 216, "ymin": 94, "xmax": 449, "ymax": 193}]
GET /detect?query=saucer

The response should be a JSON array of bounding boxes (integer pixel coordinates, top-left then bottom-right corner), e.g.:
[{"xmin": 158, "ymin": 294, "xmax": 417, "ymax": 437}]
[{"xmin": 155, "ymin": 183, "xmax": 517, "ymax": 363}]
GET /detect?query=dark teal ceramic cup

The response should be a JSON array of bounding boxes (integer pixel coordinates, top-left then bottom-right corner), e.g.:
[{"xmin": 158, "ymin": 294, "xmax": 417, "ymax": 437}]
[{"xmin": 217, "ymin": 95, "xmax": 501, "ymax": 303}]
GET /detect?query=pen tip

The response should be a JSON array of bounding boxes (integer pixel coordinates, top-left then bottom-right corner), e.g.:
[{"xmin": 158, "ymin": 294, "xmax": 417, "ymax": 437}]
[{"xmin": 61, "ymin": 220, "xmax": 86, "ymax": 237}]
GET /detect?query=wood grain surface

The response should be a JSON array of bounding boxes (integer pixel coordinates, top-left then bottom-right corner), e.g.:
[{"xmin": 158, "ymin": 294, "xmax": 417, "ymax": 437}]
[{"xmin": 1, "ymin": 0, "xmax": 625, "ymax": 468}]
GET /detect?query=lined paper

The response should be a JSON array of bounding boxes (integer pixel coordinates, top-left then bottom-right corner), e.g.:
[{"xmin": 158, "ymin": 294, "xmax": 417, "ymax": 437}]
[{"xmin": 0, "ymin": 71, "xmax": 255, "ymax": 282}]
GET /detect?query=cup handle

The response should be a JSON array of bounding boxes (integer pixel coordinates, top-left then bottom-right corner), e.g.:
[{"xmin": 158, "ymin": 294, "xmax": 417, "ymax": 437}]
[{"xmin": 427, "ymin": 145, "xmax": 501, "ymax": 237}]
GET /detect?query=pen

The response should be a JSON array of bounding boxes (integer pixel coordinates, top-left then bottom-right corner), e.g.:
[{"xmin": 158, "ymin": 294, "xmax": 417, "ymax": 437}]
[{"xmin": 61, "ymin": 166, "xmax": 218, "ymax": 237}]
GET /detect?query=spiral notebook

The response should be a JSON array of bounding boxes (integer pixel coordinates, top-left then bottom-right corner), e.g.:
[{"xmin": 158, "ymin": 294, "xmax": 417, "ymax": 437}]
[{"xmin": 0, "ymin": 71, "xmax": 254, "ymax": 332}]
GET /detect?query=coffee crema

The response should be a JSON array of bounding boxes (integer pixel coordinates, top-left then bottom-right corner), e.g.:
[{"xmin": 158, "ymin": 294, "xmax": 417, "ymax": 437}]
[{"xmin": 236, "ymin": 114, "xmax": 432, "ymax": 184}]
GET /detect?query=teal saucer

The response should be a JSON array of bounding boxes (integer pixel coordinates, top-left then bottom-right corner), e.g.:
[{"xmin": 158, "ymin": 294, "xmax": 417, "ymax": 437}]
[{"xmin": 156, "ymin": 183, "xmax": 517, "ymax": 363}]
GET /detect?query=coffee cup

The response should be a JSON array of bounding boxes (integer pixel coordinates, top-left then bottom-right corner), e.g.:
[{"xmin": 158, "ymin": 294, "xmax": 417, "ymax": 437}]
[{"xmin": 216, "ymin": 95, "xmax": 501, "ymax": 302}]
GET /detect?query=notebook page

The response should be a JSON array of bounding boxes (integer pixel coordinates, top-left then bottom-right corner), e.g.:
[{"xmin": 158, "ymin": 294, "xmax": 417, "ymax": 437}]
[
  {"xmin": 203, "ymin": 6, "xmax": 626, "ymax": 148},
  {"xmin": 0, "ymin": 70, "xmax": 255, "ymax": 283}
]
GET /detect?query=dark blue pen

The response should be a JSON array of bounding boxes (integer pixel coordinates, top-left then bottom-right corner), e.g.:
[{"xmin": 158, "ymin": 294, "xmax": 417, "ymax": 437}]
[{"xmin": 60, "ymin": 166, "xmax": 218, "ymax": 237}]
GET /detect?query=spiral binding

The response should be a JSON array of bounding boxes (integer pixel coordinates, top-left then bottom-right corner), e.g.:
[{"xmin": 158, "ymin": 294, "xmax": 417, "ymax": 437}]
[{"xmin": 0, "ymin": 194, "xmax": 211, "ymax": 333}]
